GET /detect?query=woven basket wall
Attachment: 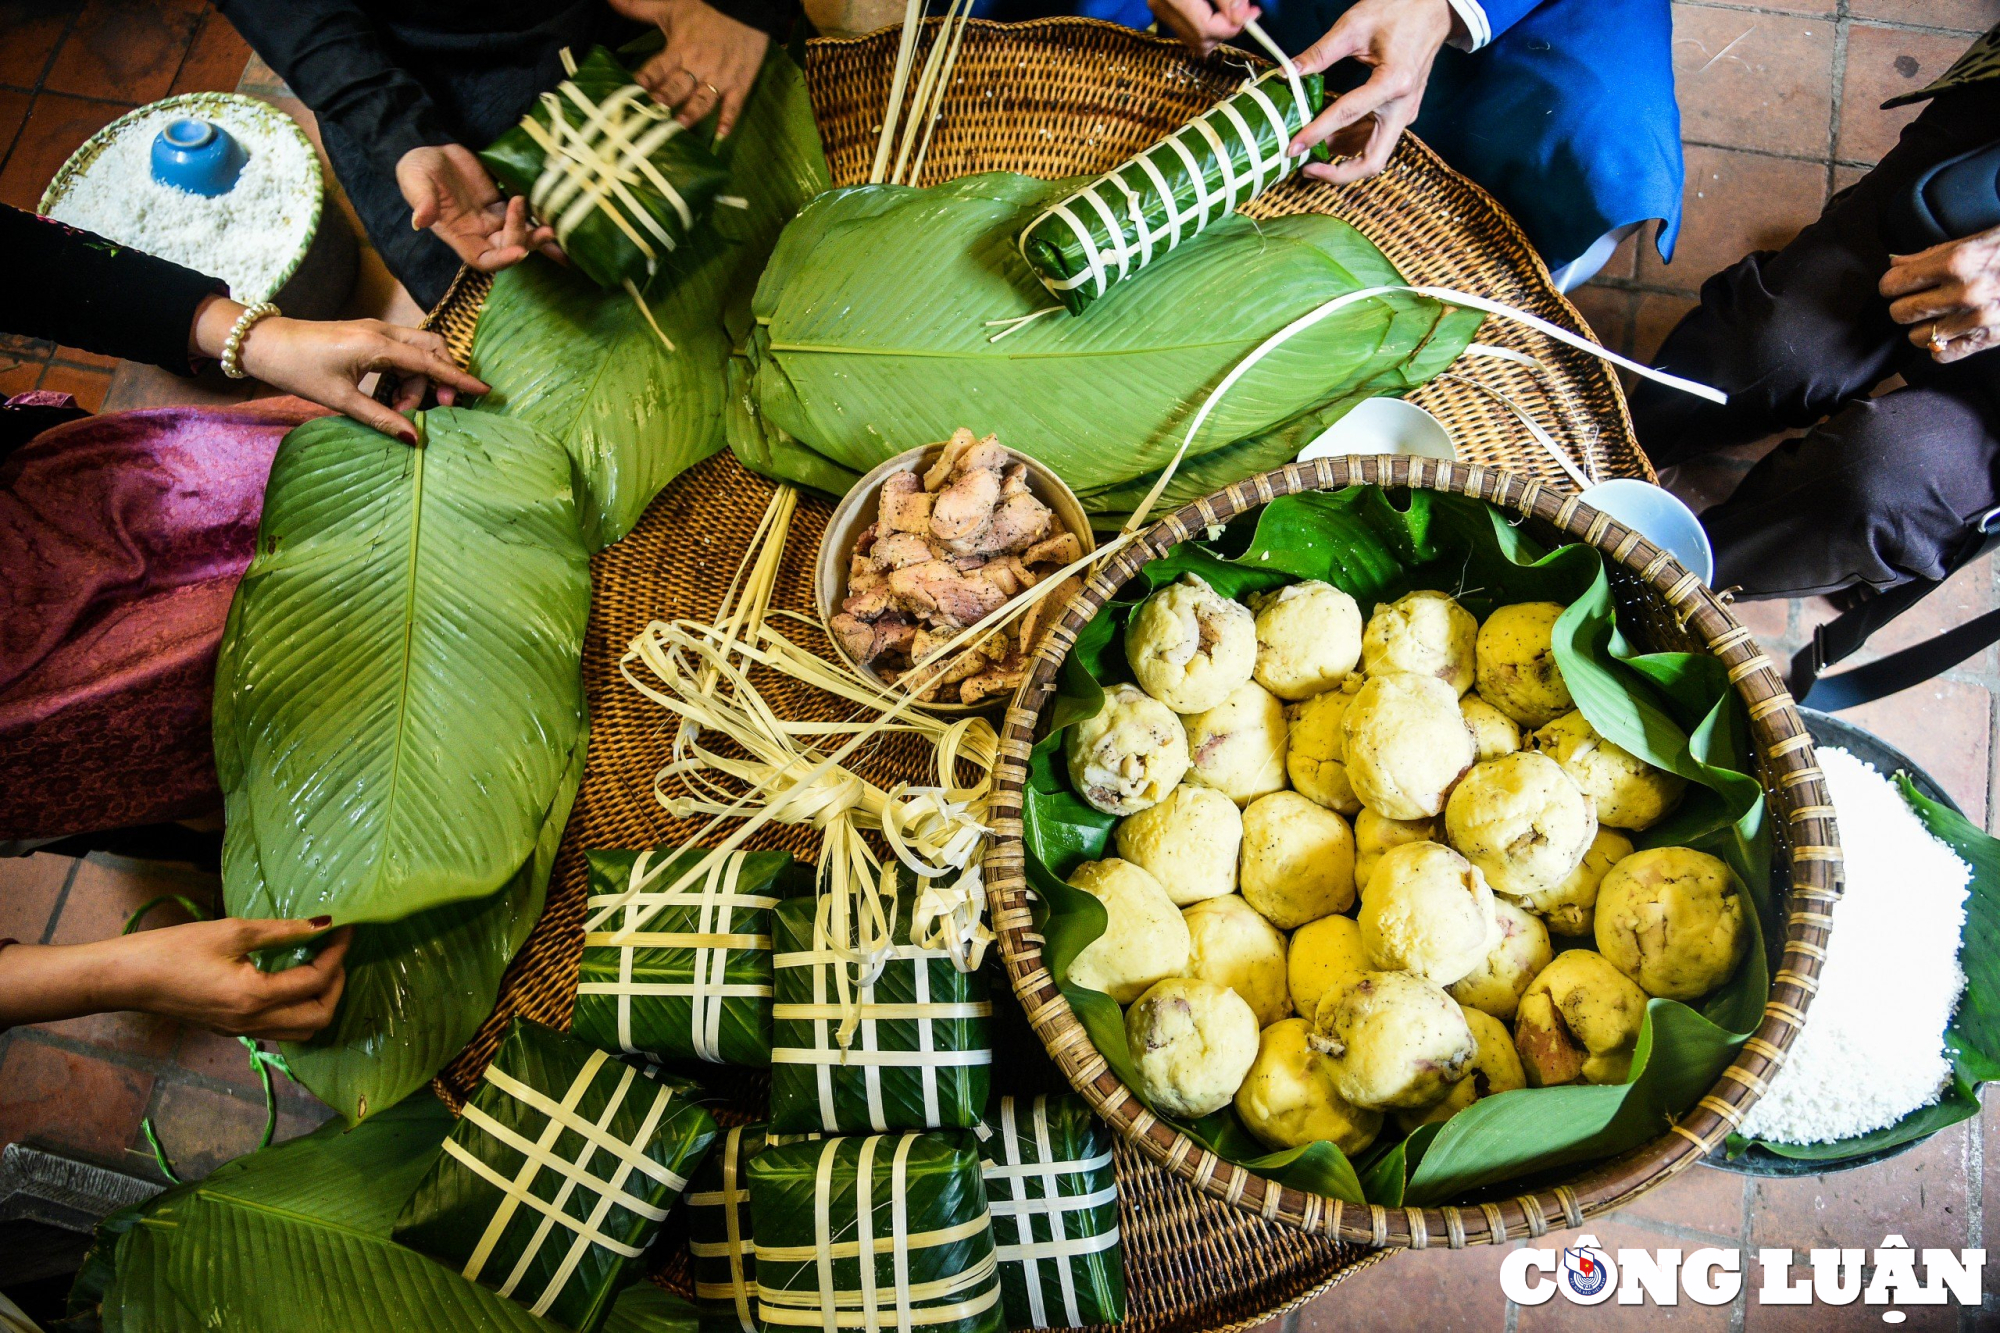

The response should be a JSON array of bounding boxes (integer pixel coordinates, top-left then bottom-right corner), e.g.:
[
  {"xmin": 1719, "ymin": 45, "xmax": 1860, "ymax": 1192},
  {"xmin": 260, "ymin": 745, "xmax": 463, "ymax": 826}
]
[{"xmin": 407, "ymin": 16, "xmax": 1801, "ymax": 1327}]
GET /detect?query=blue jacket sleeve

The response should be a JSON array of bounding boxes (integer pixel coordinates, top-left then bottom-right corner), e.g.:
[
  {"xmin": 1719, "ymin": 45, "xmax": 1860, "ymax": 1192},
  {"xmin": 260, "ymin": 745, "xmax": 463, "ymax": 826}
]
[{"xmin": 1473, "ymin": 0, "xmax": 1544, "ymax": 42}]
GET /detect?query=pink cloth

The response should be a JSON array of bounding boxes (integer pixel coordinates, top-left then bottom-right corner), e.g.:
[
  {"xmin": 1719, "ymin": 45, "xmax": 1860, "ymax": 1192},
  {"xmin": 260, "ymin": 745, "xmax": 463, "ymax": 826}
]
[{"xmin": 0, "ymin": 398, "xmax": 327, "ymax": 839}]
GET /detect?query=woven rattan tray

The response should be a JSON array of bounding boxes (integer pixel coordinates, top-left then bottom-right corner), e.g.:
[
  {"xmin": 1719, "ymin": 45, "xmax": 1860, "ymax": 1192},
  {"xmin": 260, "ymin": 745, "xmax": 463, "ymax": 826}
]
[{"xmin": 412, "ymin": 17, "xmax": 1757, "ymax": 1326}]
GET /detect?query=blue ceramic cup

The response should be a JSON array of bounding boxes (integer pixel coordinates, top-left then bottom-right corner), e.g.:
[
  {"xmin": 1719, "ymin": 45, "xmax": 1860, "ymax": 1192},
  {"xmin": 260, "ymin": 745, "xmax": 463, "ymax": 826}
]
[{"xmin": 150, "ymin": 117, "xmax": 245, "ymax": 196}]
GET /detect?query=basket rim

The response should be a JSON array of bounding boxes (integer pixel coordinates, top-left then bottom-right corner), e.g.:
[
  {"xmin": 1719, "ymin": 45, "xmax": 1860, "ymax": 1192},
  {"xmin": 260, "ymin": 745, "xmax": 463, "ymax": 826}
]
[{"xmin": 979, "ymin": 454, "xmax": 1842, "ymax": 1248}]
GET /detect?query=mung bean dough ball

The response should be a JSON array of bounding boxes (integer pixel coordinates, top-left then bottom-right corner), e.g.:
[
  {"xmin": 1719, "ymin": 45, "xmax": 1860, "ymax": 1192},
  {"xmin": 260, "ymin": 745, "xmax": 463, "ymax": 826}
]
[
  {"xmin": 1125, "ymin": 977, "xmax": 1260, "ymax": 1118},
  {"xmin": 1396, "ymin": 1006, "xmax": 1528, "ymax": 1131},
  {"xmin": 1234, "ymin": 1017, "xmax": 1382, "ymax": 1153},
  {"xmin": 1249, "ymin": 580, "xmax": 1363, "ymax": 701},
  {"xmin": 1358, "ymin": 841, "xmax": 1502, "ymax": 986},
  {"xmin": 1125, "ymin": 574, "xmax": 1257, "ymax": 714},
  {"xmin": 1517, "ymin": 827, "xmax": 1633, "ymax": 937},
  {"xmin": 1065, "ymin": 683, "xmax": 1190, "ymax": 817},
  {"xmin": 1311, "ymin": 969, "xmax": 1477, "ymax": 1111},
  {"xmin": 1287, "ymin": 913, "xmax": 1371, "ymax": 1021},
  {"xmin": 1114, "ymin": 784, "xmax": 1242, "ymax": 906},
  {"xmin": 1238, "ymin": 791, "xmax": 1357, "ymax": 929},
  {"xmin": 1447, "ymin": 896, "xmax": 1553, "ymax": 1021},
  {"xmin": 1514, "ymin": 949, "xmax": 1649, "ymax": 1086},
  {"xmin": 1353, "ymin": 807, "xmax": 1438, "ymax": 896},
  {"xmin": 1443, "ymin": 751, "xmax": 1599, "ymax": 902},
  {"xmin": 1460, "ymin": 695, "xmax": 1523, "ymax": 763},
  {"xmin": 1284, "ymin": 678, "xmax": 1363, "ymax": 815},
  {"xmin": 1594, "ymin": 847, "xmax": 1747, "ymax": 1001},
  {"xmin": 1063, "ymin": 859, "xmax": 1191, "ymax": 1004},
  {"xmin": 1185, "ymin": 681, "xmax": 1288, "ymax": 806},
  {"xmin": 1473, "ymin": 602, "xmax": 1574, "ymax": 727},
  {"xmin": 1361, "ymin": 589, "xmax": 1479, "ymax": 694},
  {"xmin": 1341, "ymin": 673, "xmax": 1476, "ymax": 820},
  {"xmin": 1183, "ymin": 895, "xmax": 1291, "ymax": 1027},
  {"xmin": 1531, "ymin": 710, "xmax": 1688, "ymax": 832}
]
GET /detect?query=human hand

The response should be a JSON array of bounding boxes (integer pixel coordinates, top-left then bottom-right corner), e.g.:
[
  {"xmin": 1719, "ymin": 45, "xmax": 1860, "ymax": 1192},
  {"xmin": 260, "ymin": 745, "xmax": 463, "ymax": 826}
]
[
  {"xmin": 1149, "ymin": 0, "xmax": 1259, "ymax": 58},
  {"xmin": 1288, "ymin": 0, "xmax": 1452, "ymax": 185},
  {"xmin": 0, "ymin": 920, "xmax": 351, "ymax": 1041},
  {"xmin": 1881, "ymin": 225, "xmax": 2000, "ymax": 364},
  {"xmin": 191, "ymin": 295, "xmax": 489, "ymax": 443},
  {"xmin": 396, "ymin": 144, "xmax": 561, "ymax": 269},
  {"xmin": 613, "ymin": 0, "xmax": 769, "ymax": 139}
]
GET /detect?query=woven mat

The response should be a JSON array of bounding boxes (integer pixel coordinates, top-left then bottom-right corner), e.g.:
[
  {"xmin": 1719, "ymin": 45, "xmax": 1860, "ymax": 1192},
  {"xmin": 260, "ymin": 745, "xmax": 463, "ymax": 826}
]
[{"xmin": 417, "ymin": 19, "xmax": 1670, "ymax": 1327}]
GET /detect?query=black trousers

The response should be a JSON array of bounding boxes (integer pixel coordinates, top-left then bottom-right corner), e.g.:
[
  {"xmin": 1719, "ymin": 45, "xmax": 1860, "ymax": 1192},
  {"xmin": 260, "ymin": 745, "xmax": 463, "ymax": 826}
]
[{"xmin": 1630, "ymin": 83, "xmax": 2000, "ymax": 600}]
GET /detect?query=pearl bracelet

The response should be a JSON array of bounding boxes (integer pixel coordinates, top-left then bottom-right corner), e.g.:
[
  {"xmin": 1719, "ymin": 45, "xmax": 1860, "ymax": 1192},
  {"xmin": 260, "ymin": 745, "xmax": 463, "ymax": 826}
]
[{"xmin": 220, "ymin": 302, "xmax": 281, "ymax": 380}]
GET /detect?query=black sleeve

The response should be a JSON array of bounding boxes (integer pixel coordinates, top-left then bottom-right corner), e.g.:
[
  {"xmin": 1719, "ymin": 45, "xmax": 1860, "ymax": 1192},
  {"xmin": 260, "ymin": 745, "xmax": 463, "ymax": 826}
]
[
  {"xmin": 216, "ymin": 0, "xmax": 456, "ymax": 181},
  {"xmin": 0, "ymin": 206, "xmax": 225, "ymax": 376}
]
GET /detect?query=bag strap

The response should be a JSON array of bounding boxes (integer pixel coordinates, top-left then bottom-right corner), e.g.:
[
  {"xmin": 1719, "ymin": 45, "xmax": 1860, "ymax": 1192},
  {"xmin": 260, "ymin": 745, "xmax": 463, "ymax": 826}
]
[{"xmin": 1790, "ymin": 528, "xmax": 2000, "ymax": 709}]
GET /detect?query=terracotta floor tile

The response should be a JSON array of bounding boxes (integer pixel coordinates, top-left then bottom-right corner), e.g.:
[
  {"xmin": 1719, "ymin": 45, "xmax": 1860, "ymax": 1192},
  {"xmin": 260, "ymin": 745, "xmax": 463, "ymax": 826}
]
[
  {"xmin": 0, "ymin": 347, "xmax": 50, "ymax": 396},
  {"xmin": 1845, "ymin": 0, "xmax": 2000, "ymax": 32},
  {"xmin": 0, "ymin": 852, "xmax": 74, "ymax": 944},
  {"xmin": 1744, "ymin": 1281, "xmax": 1961, "ymax": 1332},
  {"xmin": 1600, "ymin": 229, "xmax": 1641, "ymax": 284},
  {"xmin": 0, "ymin": 1033, "xmax": 154, "ymax": 1166},
  {"xmin": 42, "ymin": 0, "xmax": 202, "ymax": 106},
  {"xmin": 1632, "ymin": 292, "xmax": 1700, "ymax": 364},
  {"xmin": 1515, "ymin": 1221, "xmax": 1739, "ymax": 1330},
  {"xmin": 1671, "ymin": 4, "xmax": 1836, "ymax": 159},
  {"xmin": 1640, "ymin": 147, "xmax": 1824, "ymax": 293},
  {"xmin": 1727, "ymin": 596, "xmax": 1793, "ymax": 648},
  {"xmin": 1846, "ymin": 677, "xmax": 1991, "ymax": 822},
  {"xmin": 0, "ymin": 91, "xmax": 124, "ymax": 210},
  {"xmin": 166, "ymin": 6, "xmax": 251, "ymax": 98},
  {"xmin": 46, "ymin": 853, "xmax": 217, "ymax": 948},
  {"xmin": 133, "ymin": 1079, "xmax": 334, "ymax": 1183},
  {"xmin": 0, "ymin": 85, "xmax": 30, "ymax": 162},
  {"xmin": 1836, "ymin": 23, "xmax": 1973, "ymax": 166},
  {"xmin": 37, "ymin": 359, "xmax": 110, "ymax": 410},
  {"xmin": 173, "ymin": 1026, "xmax": 323, "ymax": 1113},
  {"xmin": 1747, "ymin": 1118, "xmax": 1974, "ymax": 1256},
  {"xmin": 1860, "ymin": 549, "xmax": 1998, "ymax": 666},
  {"xmin": 50, "ymin": 344, "xmax": 114, "ymax": 370},
  {"xmin": 0, "ymin": 0, "xmax": 78, "ymax": 90},
  {"xmin": 1567, "ymin": 285, "xmax": 1634, "ymax": 358},
  {"xmin": 31, "ymin": 1009, "xmax": 179, "ymax": 1060},
  {"xmin": 1293, "ymin": 1242, "xmax": 1508, "ymax": 1333},
  {"xmin": 1607, "ymin": 1161, "xmax": 1746, "ymax": 1240}
]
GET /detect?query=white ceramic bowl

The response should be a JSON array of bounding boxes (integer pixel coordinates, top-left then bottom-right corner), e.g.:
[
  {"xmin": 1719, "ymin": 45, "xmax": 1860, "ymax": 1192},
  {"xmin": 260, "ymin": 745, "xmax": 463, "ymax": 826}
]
[
  {"xmin": 1296, "ymin": 398, "xmax": 1457, "ymax": 462},
  {"xmin": 1579, "ymin": 478, "xmax": 1715, "ymax": 585}
]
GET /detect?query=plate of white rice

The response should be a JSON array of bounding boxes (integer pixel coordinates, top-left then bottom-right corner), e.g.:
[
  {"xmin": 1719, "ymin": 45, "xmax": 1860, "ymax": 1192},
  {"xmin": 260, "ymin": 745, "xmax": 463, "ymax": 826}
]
[{"xmin": 38, "ymin": 92, "xmax": 322, "ymax": 307}]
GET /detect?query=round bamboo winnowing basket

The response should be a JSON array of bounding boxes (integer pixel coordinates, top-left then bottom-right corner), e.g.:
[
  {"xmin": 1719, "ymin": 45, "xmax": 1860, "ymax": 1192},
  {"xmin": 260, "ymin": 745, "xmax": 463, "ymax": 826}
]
[
  {"xmin": 411, "ymin": 17, "xmax": 1820, "ymax": 1327},
  {"xmin": 985, "ymin": 452, "xmax": 1840, "ymax": 1248}
]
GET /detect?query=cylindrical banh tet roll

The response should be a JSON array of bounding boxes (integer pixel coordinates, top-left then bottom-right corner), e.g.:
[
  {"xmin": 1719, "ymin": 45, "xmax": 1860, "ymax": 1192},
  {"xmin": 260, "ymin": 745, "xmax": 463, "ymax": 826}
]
[{"xmin": 1018, "ymin": 65, "xmax": 1326, "ymax": 316}]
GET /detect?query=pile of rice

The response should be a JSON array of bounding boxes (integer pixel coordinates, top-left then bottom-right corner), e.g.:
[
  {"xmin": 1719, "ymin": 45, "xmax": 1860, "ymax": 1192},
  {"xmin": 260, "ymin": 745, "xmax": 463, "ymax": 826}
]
[
  {"xmin": 1738, "ymin": 746, "xmax": 1972, "ymax": 1145},
  {"xmin": 45, "ymin": 100, "xmax": 317, "ymax": 305}
]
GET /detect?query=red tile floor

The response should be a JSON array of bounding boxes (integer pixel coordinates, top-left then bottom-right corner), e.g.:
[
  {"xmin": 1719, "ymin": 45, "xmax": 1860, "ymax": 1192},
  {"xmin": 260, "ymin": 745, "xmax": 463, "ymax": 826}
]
[{"xmin": 4, "ymin": 1, "xmax": 2000, "ymax": 1328}]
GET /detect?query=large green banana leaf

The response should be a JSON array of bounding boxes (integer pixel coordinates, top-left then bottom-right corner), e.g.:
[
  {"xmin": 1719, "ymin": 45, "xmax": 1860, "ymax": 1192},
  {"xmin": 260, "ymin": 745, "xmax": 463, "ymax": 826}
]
[
  {"xmin": 87, "ymin": 1093, "xmax": 698, "ymax": 1333},
  {"xmin": 469, "ymin": 47, "xmax": 829, "ymax": 549},
  {"xmin": 728, "ymin": 172, "xmax": 1481, "ymax": 513},
  {"xmin": 213, "ymin": 408, "xmax": 591, "ymax": 927}
]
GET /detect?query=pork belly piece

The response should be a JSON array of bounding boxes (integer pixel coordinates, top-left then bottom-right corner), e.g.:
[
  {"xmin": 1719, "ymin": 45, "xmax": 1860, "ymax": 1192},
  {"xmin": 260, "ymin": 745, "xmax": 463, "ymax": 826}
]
[
  {"xmin": 888, "ymin": 560, "xmax": 1009, "ymax": 628},
  {"xmin": 870, "ymin": 531, "xmax": 936, "ymax": 571},
  {"xmin": 879, "ymin": 470, "xmax": 935, "ymax": 534},
  {"xmin": 1023, "ymin": 530, "xmax": 1082, "ymax": 568}
]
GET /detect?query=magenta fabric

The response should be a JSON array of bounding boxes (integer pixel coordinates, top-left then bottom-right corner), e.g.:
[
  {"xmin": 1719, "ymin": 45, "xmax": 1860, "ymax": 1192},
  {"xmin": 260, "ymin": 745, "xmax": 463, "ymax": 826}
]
[{"xmin": 0, "ymin": 398, "xmax": 327, "ymax": 839}]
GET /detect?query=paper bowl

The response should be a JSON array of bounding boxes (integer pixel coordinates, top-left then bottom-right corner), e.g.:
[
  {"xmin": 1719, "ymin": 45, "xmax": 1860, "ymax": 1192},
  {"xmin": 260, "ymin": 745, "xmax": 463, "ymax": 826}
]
[{"xmin": 814, "ymin": 445, "xmax": 1096, "ymax": 712}]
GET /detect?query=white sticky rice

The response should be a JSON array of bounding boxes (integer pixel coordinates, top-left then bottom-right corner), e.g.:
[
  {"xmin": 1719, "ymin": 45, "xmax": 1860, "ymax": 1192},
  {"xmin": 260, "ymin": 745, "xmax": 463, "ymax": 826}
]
[
  {"xmin": 45, "ymin": 100, "xmax": 316, "ymax": 304},
  {"xmin": 1737, "ymin": 746, "xmax": 1972, "ymax": 1145}
]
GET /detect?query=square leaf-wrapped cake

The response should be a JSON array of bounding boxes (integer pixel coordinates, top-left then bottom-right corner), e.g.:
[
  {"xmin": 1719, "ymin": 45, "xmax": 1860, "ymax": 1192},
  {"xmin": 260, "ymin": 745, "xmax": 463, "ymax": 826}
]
[
  {"xmin": 574, "ymin": 848, "xmax": 799, "ymax": 1065},
  {"xmin": 975, "ymin": 1096, "xmax": 1124, "ymax": 1328},
  {"xmin": 769, "ymin": 892, "xmax": 991, "ymax": 1133},
  {"xmin": 748, "ymin": 1133, "xmax": 1003, "ymax": 1333},
  {"xmin": 394, "ymin": 1019, "xmax": 719, "ymax": 1332},
  {"xmin": 684, "ymin": 1122, "xmax": 820, "ymax": 1333},
  {"xmin": 479, "ymin": 45, "xmax": 728, "ymax": 291}
]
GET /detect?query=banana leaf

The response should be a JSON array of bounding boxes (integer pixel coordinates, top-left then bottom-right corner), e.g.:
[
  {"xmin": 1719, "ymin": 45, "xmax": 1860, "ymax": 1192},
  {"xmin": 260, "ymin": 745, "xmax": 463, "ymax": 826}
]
[
  {"xmin": 748, "ymin": 1133, "xmax": 1003, "ymax": 1333},
  {"xmin": 480, "ymin": 46, "xmax": 728, "ymax": 292},
  {"xmin": 1022, "ymin": 487, "xmax": 1774, "ymax": 1205},
  {"xmin": 213, "ymin": 408, "xmax": 591, "ymax": 927},
  {"xmin": 685, "ymin": 1122, "xmax": 822, "ymax": 1333},
  {"xmin": 573, "ymin": 847, "xmax": 803, "ymax": 1066},
  {"xmin": 470, "ymin": 48, "xmax": 829, "ymax": 549},
  {"xmin": 394, "ymin": 1020, "xmax": 720, "ymax": 1333},
  {"xmin": 1019, "ymin": 68, "xmax": 1325, "ymax": 315},
  {"xmin": 768, "ymin": 891, "xmax": 992, "ymax": 1133},
  {"xmin": 728, "ymin": 173, "xmax": 1481, "ymax": 516},
  {"xmin": 1726, "ymin": 777, "xmax": 2000, "ymax": 1163},
  {"xmin": 975, "ymin": 1094, "xmax": 1123, "ymax": 1329}
]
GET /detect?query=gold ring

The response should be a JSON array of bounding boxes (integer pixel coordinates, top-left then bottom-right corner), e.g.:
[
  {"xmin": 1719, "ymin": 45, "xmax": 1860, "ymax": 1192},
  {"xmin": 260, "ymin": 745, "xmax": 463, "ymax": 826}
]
[
  {"xmin": 1928, "ymin": 324, "xmax": 1950, "ymax": 353},
  {"xmin": 703, "ymin": 81, "xmax": 722, "ymax": 98}
]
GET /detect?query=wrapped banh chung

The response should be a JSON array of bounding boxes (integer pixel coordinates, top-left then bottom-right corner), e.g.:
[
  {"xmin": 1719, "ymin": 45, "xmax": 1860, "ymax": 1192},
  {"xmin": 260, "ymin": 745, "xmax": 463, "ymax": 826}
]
[
  {"xmin": 573, "ymin": 848, "xmax": 802, "ymax": 1065},
  {"xmin": 1017, "ymin": 66, "xmax": 1324, "ymax": 315},
  {"xmin": 769, "ymin": 889, "xmax": 992, "ymax": 1133},
  {"xmin": 975, "ymin": 1095, "xmax": 1125, "ymax": 1328},
  {"xmin": 480, "ymin": 45, "xmax": 727, "ymax": 291},
  {"xmin": 393, "ymin": 1019, "xmax": 718, "ymax": 1333},
  {"xmin": 749, "ymin": 1133, "xmax": 1004, "ymax": 1333}
]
